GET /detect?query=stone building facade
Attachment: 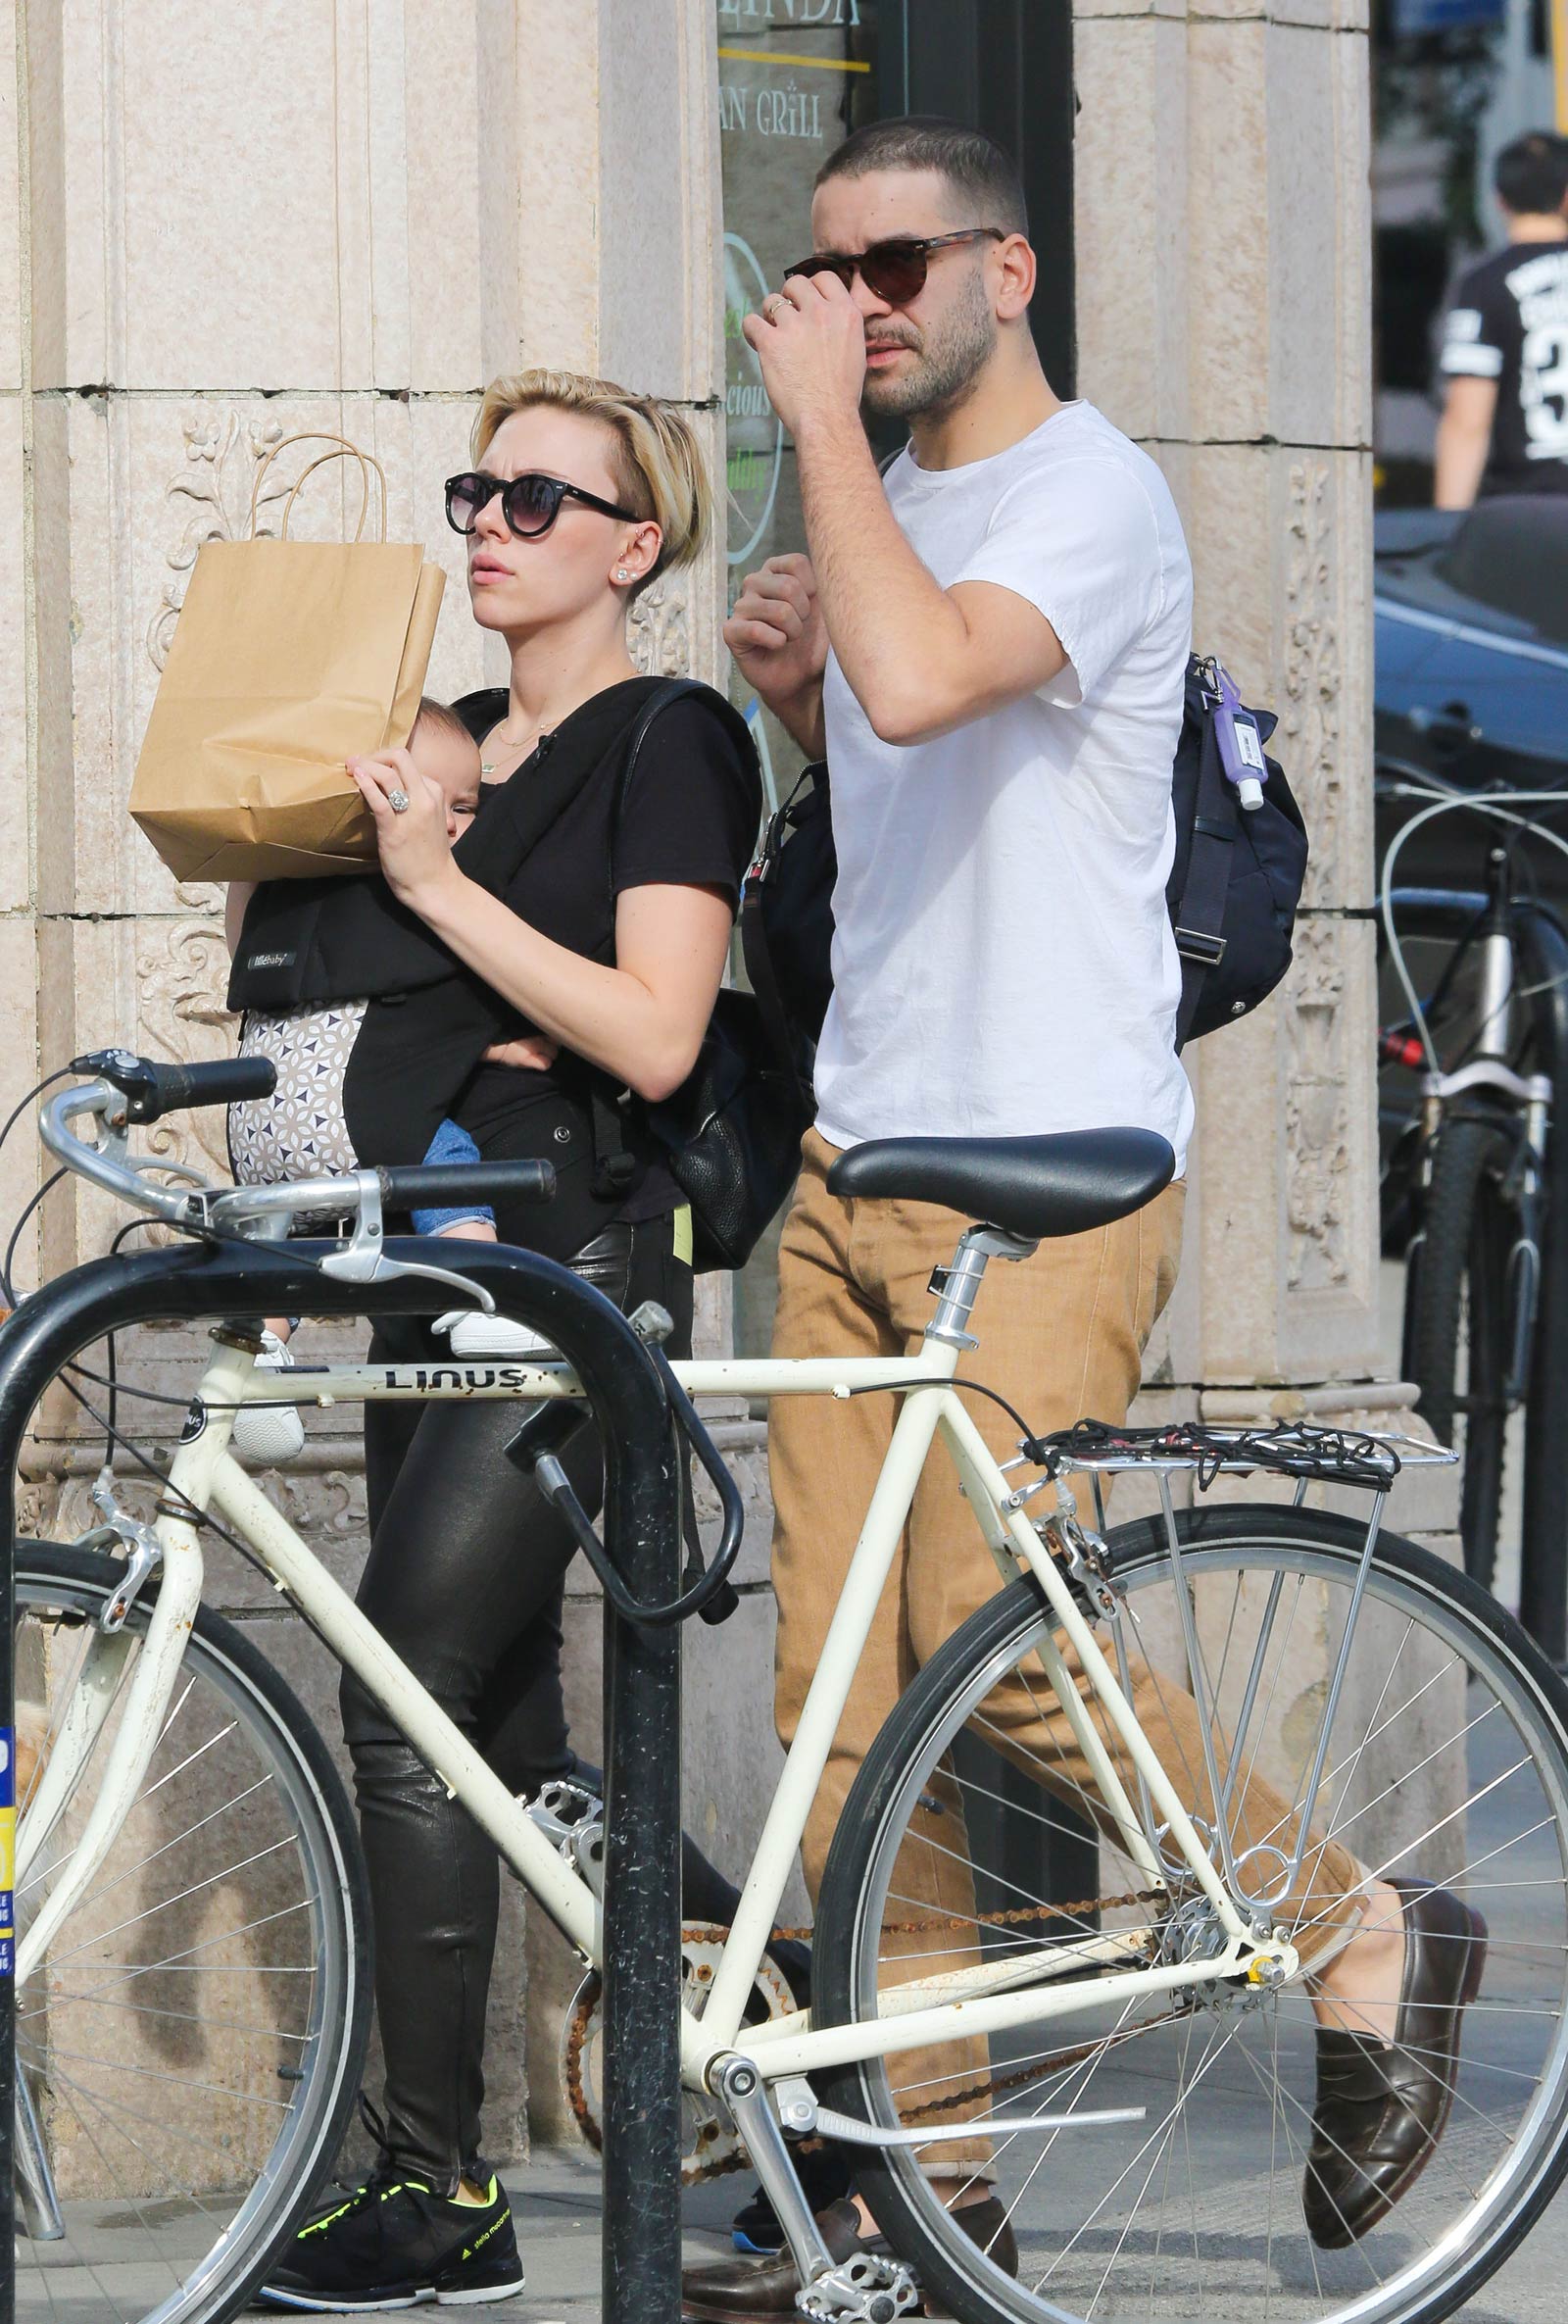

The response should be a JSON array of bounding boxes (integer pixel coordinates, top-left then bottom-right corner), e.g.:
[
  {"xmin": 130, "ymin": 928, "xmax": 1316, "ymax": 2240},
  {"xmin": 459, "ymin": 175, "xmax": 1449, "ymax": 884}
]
[{"xmin": 0, "ymin": 0, "xmax": 1443, "ymax": 2164}]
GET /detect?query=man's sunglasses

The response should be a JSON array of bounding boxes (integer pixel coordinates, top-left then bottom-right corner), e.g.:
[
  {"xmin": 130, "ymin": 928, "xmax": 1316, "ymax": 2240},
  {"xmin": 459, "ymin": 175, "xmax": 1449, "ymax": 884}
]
[
  {"xmin": 444, "ymin": 470, "xmax": 641, "ymax": 541},
  {"xmin": 783, "ymin": 227, "xmax": 1005, "ymax": 308}
]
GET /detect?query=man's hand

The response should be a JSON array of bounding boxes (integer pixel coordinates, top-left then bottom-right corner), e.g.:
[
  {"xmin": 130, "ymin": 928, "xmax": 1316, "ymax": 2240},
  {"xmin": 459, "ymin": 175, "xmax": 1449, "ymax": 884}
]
[
  {"xmin": 743, "ymin": 272, "xmax": 866, "ymax": 440},
  {"xmin": 725, "ymin": 552, "xmax": 827, "ymax": 708}
]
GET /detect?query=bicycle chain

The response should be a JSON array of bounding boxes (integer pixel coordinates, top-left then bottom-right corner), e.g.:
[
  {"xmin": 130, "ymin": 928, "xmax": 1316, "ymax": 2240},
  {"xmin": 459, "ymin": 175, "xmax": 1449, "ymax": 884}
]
[{"xmin": 563, "ymin": 1889, "xmax": 1162, "ymax": 2178}]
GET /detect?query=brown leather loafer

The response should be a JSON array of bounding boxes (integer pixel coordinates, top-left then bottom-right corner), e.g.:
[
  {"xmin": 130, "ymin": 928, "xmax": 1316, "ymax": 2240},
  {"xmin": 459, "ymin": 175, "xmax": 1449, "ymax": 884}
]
[
  {"xmin": 681, "ymin": 2194, "xmax": 1017, "ymax": 2322},
  {"xmin": 1304, "ymin": 1876, "xmax": 1488, "ymax": 2249}
]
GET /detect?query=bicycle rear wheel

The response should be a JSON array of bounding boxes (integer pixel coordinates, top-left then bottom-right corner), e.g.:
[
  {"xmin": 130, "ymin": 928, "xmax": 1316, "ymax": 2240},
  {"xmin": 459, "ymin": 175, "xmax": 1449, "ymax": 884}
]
[
  {"xmin": 11, "ymin": 1541, "xmax": 371, "ymax": 2324},
  {"xmin": 813, "ymin": 1506, "xmax": 1568, "ymax": 2324}
]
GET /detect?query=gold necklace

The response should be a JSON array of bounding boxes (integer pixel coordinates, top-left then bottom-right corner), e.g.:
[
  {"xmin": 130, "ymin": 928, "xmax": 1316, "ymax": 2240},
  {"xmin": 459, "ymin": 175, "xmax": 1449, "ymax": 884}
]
[{"xmin": 480, "ymin": 723, "xmax": 538, "ymax": 778}]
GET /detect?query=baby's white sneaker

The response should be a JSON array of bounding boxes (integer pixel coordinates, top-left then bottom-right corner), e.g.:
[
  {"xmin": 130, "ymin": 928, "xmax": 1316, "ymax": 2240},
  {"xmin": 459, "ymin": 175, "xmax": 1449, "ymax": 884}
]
[
  {"xmin": 433, "ymin": 1309, "xmax": 557, "ymax": 1361},
  {"xmin": 229, "ymin": 1330, "xmax": 307, "ymax": 1465}
]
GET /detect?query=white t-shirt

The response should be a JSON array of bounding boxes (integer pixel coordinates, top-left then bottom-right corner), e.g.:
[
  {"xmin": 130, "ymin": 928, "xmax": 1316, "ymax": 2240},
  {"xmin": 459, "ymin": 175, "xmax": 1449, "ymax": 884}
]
[{"xmin": 814, "ymin": 400, "xmax": 1197, "ymax": 1174}]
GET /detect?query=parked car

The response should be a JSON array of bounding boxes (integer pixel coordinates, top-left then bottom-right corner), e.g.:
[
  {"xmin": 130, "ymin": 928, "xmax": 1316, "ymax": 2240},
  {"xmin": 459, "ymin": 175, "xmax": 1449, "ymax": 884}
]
[{"xmin": 1375, "ymin": 494, "xmax": 1568, "ymax": 897}]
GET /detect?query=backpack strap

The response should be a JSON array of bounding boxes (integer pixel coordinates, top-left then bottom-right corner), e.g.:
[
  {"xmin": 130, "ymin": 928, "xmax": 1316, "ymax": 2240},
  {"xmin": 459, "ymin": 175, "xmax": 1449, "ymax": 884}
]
[
  {"xmin": 1171, "ymin": 696, "xmax": 1237, "ymax": 1049},
  {"xmin": 740, "ymin": 766, "xmax": 817, "ymax": 1104},
  {"xmin": 577, "ymin": 680, "xmax": 705, "ymax": 1196},
  {"xmin": 588, "ymin": 678, "xmax": 755, "ymax": 1198}
]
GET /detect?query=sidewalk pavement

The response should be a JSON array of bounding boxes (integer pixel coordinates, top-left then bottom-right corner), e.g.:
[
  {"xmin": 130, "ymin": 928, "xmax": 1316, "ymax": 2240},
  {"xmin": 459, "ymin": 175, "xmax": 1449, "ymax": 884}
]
[{"xmin": 239, "ymin": 2124, "xmax": 1568, "ymax": 2321}]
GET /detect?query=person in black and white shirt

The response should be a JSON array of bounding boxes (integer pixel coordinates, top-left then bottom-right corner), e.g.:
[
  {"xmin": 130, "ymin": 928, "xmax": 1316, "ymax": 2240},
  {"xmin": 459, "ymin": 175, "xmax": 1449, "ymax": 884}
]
[{"xmin": 1436, "ymin": 131, "xmax": 1568, "ymax": 507}]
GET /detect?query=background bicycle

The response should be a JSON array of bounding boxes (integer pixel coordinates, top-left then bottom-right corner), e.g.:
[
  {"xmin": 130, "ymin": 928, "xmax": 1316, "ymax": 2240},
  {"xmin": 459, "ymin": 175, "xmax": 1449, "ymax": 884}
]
[{"xmin": 1377, "ymin": 763, "xmax": 1568, "ymax": 1656}]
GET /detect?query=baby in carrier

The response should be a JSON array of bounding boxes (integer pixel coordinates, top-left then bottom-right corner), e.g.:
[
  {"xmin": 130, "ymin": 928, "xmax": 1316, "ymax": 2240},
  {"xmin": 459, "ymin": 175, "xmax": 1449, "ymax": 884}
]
[{"xmin": 226, "ymin": 698, "xmax": 552, "ymax": 1461}]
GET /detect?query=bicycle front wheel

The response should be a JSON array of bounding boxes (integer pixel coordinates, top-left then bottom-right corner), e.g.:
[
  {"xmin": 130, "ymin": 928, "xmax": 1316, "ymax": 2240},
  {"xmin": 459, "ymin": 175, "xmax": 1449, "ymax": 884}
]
[
  {"xmin": 813, "ymin": 1506, "xmax": 1568, "ymax": 2324},
  {"xmin": 11, "ymin": 1541, "xmax": 371, "ymax": 2324}
]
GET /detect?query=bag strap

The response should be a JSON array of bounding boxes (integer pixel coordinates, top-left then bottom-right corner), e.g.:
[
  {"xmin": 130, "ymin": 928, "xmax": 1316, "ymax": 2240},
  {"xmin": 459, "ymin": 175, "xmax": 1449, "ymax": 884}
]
[
  {"xmin": 1171, "ymin": 691, "xmax": 1237, "ymax": 1048},
  {"xmin": 249, "ymin": 431, "xmax": 388, "ymax": 543},
  {"xmin": 584, "ymin": 679, "xmax": 717, "ymax": 1196},
  {"xmin": 740, "ymin": 766, "xmax": 817, "ymax": 1101}
]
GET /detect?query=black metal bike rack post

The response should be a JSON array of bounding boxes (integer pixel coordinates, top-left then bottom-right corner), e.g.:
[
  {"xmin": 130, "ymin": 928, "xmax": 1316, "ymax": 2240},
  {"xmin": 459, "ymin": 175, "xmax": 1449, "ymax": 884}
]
[{"xmin": 0, "ymin": 1234, "xmax": 688, "ymax": 2324}]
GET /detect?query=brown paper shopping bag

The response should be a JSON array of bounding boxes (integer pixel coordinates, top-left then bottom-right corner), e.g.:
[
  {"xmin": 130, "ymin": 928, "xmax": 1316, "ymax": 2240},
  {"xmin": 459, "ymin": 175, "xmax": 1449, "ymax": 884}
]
[{"xmin": 130, "ymin": 433, "xmax": 446, "ymax": 882}]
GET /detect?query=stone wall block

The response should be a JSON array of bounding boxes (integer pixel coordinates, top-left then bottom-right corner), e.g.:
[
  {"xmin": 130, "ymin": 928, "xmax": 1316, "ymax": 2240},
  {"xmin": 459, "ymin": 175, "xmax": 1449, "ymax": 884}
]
[
  {"xmin": 0, "ymin": 916, "xmax": 38, "ymax": 1293},
  {"xmin": 24, "ymin": 2, "xmax": 104, "ymax": 391},
  {"xmin": 1332, "ymin": 26, "xmax": 1374, "ymax": 442},
  {"xmin": 1182, "ymin": 445, "xmax": 1372, "ymax": 915},
  {"xmin": 1186, "ymin": 19, "xmax": 1369, "ymax": 447},
  {"xmin": 512, "ymin": 0, "xmax": 603, "ymax": 378},
  {"xmin": 1182, "ymin": 440, "xmax": 1274, "ymax": 684},
  {"xmin": 403, "ymin": 3, "xmax": 491, "ymax": 392},
  {"xmin": 1190, "ymin": 915, "xmax": 1380, "ymax": 1381},
  {"xmin": 117, "ymin": 6, "xmax": 349, "ymax": 390},
  {"xmin": 1262, "ymin": 25, "xmax": 1342, "ymax": 447},
  {"xmin": 0, "ymin": 394, "xmax": 28, "ymax": 908},
  {"xmin": 1268, "ymin": 0, "xmax": 1336, "ymax": 33},
  {"xmin": 1072, "ymin": 15, "xmax": 1189, "ymax": 442},
  {"xmin": 1186, "ymin": 19, "xmax": 1269, "ymax": 444},
  {"xmin": 0, "ymin": 1, "xmax": 21, "ymax": 394},
  {"xmin": 29, "ymin": 6, "xmax": 507, "ymax": 398},
  {"xmin": 33, "ymin": 395, "xmax": 117, "ymax": 919},
  {"xmin": 599, "ymin": 0, "xmax": 722, "ymax": 403},
  {"xmin": 1274, "ymin": 445, "xmax": 1374, "ymax": 915}
]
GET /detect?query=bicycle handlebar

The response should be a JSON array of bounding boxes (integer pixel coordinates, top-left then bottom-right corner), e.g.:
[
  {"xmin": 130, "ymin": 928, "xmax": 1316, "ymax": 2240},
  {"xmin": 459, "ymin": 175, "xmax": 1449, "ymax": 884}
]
[
  {"xmin": 379, "ymin": 1161, "xmax": 555, "ymax": 1211},
  {"xmin": 38, "ymin": 1055, "xmax": 557, "ymax": 1237},
  {"xmin": 73, "ymin": 1047, "xmax": 278, "ymax": 1122}
]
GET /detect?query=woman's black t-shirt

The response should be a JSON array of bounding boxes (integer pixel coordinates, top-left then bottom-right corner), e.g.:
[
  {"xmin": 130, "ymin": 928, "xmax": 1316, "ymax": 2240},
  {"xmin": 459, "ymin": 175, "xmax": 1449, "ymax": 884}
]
[{"xmin": 450, "ymin": 677, "xmax": 760, "ymax": 1232}]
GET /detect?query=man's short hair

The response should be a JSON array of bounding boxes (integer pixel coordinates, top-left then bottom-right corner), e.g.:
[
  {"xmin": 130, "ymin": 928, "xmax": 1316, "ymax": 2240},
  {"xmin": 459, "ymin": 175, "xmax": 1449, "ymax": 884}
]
[
  {"xmin": 1494, "ymin": 132, "xmax": 1568, "ymax": 219},
  {"xmin": 813, "ymin": 117, "xmax": 1028, "ymax": 239}
]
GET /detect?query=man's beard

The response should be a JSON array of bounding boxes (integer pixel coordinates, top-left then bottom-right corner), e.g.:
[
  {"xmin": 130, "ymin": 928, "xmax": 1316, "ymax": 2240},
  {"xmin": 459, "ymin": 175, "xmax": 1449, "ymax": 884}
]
[{"xmin": 860, "ymin": 266, "xmax": 998, "ymax": 421}]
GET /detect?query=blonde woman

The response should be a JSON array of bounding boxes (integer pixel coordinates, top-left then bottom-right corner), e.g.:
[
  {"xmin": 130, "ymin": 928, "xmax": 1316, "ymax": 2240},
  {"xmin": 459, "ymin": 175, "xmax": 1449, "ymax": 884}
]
[{"xmin": 258, "ymin": 374, "xmax": 760, "ymax": 2312}]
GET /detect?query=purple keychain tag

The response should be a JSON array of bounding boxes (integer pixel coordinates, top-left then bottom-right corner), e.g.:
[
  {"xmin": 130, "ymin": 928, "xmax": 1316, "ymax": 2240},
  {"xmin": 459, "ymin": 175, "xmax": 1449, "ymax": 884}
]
[{"xmin": 1212, "ymin": 665, "xmax": 1266, "ymax": 810}]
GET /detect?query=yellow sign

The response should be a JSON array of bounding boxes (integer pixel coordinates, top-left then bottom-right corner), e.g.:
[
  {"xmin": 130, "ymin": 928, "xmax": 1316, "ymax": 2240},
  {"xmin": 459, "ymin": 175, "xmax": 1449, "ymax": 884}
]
[{"xmin": 718, "ymin": 44, "xmax": 870, "ymax": 72}]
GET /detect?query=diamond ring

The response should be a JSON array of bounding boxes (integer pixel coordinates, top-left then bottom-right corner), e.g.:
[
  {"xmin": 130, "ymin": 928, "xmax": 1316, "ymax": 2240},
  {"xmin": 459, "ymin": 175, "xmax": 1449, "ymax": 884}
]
[{"xmin": 387, "ymin": 790, "xmax": 411, "ymax": 815}]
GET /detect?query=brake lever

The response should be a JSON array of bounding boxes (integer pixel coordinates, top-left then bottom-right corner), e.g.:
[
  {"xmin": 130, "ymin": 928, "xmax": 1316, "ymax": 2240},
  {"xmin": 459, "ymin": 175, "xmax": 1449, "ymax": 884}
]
[{"xmin": 316, "ymin": 1174, "xmax": 498, "ymax": 1312}]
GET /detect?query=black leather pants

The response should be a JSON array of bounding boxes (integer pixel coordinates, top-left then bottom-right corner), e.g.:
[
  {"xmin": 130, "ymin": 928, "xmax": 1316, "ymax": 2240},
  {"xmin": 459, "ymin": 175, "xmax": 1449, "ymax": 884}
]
[{"xmin": 343, "ymin": 1212, "xmax": 748, "ymax": 2190}]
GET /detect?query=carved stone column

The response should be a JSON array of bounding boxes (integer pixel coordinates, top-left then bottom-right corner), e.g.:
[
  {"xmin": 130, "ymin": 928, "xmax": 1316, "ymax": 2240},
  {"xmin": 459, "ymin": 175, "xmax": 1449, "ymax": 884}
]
[{"xmin": 1072, "ymin": 0, "xmax": 1446, "ymax": 1539}]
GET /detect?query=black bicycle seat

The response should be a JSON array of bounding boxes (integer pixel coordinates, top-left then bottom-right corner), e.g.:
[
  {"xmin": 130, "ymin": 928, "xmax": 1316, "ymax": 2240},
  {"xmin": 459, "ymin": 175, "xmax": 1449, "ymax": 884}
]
[{"xmin": 825, "ymin": 1128, "xmax": 1176, "ymax": 1242}]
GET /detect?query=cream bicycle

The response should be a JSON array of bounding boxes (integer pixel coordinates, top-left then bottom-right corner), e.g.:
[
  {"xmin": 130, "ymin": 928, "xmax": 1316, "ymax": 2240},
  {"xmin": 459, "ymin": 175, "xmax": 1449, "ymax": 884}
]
[{"xmin": 8, "ymin": 1051, "xmax": 1568, "ymax": 2324}]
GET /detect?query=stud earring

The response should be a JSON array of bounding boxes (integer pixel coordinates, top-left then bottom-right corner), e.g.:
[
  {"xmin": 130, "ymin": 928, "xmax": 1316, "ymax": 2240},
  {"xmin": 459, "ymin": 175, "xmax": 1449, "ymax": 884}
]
[{"xmin": 616, "ymin": 568, "xmax": 629, "ymax": 580}]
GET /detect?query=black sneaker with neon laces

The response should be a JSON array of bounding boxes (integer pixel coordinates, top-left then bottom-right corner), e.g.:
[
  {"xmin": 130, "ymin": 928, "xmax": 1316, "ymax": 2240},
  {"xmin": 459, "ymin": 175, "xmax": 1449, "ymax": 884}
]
[{"xmin": 258, "ymin": 2155, "xmax": 524, "ymax": 2312}]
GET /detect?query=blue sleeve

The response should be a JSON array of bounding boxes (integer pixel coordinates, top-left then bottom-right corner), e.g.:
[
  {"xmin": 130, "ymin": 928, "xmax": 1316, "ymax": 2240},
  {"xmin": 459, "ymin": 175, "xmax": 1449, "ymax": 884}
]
[
  {"xmin": 423, "ymin": 1116, "xmax": 482, "ymax": 1168},
  {"xmin": 412, "ymin": 1115, "xmax": 493, "ymax": 1236}
]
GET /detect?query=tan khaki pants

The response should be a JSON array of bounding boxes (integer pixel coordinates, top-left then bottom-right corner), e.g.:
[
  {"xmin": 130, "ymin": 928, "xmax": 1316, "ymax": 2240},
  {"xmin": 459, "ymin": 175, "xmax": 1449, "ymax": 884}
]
[{"xmin": 769, "ymin": 1130, "xmax": 1363, "ymax": 2152}]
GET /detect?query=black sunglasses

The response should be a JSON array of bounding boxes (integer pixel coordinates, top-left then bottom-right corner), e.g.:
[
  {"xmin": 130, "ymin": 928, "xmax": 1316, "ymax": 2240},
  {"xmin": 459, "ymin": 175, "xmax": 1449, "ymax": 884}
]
[
  {"xmin": 444, "ymin": 470, "xmax": 641, "ymax": 541},
  {"xmin": 783, "ymin": 227, "xmax": 1005, "ymax": 308}
]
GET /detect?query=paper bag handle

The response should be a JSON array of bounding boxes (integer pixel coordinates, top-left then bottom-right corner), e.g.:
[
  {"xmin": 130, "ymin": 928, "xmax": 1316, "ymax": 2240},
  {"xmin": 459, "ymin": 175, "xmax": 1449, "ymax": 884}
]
[{"xmin": 250, "ymin": 431, "xmax": 389, "ymax": 543}]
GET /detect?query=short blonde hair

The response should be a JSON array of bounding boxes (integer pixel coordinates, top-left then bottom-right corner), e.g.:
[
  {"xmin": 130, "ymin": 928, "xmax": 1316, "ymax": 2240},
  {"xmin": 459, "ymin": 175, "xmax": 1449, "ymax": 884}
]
[{"xmin": 473, "ymin": 370, "xmax": 710, "ymax": 594}]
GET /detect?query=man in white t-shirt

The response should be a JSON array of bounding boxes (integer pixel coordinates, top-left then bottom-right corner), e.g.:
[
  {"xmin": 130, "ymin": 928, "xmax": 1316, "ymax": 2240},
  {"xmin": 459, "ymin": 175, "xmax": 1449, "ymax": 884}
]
[{"xmin": 682, "ymin": 119, "xmax": 1480, "ymax": 2317}]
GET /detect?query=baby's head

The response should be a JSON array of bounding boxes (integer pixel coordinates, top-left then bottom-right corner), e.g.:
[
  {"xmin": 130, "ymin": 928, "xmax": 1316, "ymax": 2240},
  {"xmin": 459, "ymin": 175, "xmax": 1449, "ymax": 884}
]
[{"xmin": 410, "ymin": 697, "xmax": 483, "ymax": 836}]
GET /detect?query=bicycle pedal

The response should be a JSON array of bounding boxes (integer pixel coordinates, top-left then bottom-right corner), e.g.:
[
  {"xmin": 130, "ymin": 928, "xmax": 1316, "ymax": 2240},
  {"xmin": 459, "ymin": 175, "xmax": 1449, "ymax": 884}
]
[{"xmin": 799, "ymin": 2251, "xmax": 920, "ymax": 2324}]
